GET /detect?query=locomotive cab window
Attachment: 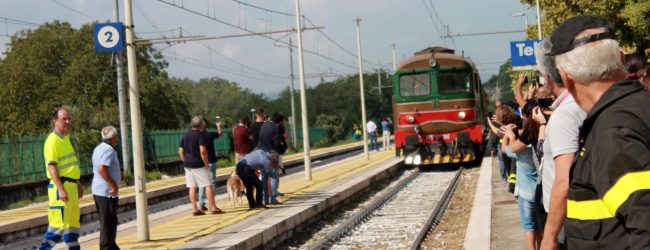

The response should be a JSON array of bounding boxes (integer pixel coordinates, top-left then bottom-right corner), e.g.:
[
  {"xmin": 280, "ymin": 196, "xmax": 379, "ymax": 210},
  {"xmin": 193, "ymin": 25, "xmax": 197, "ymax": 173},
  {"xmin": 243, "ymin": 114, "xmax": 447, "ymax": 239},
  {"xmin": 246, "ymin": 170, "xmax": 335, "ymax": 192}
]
[
  {"xmin": 399, "ymin": 73, "xmax": 430, "ymax": 97},
  {"xmin": 437, "ymin": 71, "xmax": 472, "ymax": 94}
]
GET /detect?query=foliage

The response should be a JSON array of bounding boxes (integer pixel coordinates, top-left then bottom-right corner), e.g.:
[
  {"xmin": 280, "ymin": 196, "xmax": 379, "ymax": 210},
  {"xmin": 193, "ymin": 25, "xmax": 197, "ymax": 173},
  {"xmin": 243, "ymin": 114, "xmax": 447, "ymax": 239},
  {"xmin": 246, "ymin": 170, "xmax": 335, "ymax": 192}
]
[
  {"xmin": 171, "ymin": 77, "xmax": 267, "ymax": 128},
  {"xmin": 519, "ymin": 0, "xmax": 650, "ymax": 57},
  {"xmin": 314, "ymin": 114, "xmax": 345, "ymax": 141},
  {"xmin": 265, "ymin": 72, "xmax": 392, "ymax": 141},
  {"xmin": 482, "ymin": 60, "xmax": 515, "ymax": 106}
]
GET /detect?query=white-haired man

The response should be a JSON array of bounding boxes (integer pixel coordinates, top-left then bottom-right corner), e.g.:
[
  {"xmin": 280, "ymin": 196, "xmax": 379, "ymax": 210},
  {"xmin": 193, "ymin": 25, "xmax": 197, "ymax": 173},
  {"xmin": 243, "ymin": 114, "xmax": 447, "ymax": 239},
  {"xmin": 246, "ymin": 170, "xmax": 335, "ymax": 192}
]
[
  {"xmin": 534, "ymin": 38, "xmax": 587, "ymax": 250},
  {"xmin": 91, "ymin": 126, "xmax": 122, "ymax": 250},
  {"xmin": 547, "ymin": 15, "xmax": 650, "ymax": 249}
]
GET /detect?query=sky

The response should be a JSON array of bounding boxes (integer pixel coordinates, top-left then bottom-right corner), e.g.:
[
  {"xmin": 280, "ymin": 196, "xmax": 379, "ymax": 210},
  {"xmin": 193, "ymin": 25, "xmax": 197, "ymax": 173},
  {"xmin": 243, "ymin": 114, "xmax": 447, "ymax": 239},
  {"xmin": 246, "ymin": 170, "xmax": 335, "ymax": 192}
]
[{"xmin": 0, "ymin": 0, "xmax": 538, "ymax": 95}]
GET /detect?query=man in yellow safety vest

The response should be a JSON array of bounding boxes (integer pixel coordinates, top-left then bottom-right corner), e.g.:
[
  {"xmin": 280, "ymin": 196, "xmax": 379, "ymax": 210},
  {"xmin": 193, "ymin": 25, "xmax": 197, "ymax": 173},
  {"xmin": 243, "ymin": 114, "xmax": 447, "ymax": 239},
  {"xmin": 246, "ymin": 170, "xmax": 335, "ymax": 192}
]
[{"xmin": 39, "ymin": 108, "xmax": 83, "ymax": 250}]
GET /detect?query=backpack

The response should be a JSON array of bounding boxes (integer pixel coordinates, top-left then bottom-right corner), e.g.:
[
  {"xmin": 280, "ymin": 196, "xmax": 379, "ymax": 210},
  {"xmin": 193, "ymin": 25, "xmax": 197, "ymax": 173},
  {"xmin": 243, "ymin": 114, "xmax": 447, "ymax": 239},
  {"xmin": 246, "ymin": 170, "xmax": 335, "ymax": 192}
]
[{"xmin": 272, "ymin": 124, "xmax": 288, "ymax": 155}]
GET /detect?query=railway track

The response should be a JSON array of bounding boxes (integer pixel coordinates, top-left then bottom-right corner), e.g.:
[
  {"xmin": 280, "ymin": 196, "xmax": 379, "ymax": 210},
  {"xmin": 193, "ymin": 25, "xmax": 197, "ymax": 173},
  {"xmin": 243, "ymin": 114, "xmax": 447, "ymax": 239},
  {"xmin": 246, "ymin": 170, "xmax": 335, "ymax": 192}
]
[{"xmin": 306, "ymin": 167, "xmax": 463, "ymax": 250}]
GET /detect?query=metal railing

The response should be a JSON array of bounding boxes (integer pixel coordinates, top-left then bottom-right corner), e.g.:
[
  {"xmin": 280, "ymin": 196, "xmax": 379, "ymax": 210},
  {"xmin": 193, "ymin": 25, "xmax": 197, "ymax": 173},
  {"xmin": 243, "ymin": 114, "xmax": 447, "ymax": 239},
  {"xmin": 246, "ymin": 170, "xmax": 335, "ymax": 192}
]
[{"xmin": 0, "ymin": 128, "xmax": 326, "ymax": 184}]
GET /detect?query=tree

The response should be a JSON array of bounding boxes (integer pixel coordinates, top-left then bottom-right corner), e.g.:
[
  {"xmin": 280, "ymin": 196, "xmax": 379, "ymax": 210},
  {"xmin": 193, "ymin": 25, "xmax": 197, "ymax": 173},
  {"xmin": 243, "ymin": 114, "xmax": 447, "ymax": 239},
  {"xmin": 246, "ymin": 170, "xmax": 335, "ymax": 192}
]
[
  {"xmin": 520, "ymin": 0, "xmax": 650, "ymax": 57},
  {"xmin": 0, "ymin": 21, "xmax": 191, "ymax": 136}
]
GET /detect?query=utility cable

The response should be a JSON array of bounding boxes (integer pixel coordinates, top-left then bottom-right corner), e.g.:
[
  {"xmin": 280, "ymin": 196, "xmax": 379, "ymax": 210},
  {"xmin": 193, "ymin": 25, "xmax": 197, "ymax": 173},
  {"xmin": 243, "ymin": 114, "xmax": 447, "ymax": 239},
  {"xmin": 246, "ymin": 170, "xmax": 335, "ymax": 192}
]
[
  {"xmin": 50, "ymin": 0, "xmax": 96, "ymax": 20},
  {"xmin": 155, "ymin": 0, "xmax": 358, "ymax": 70}
]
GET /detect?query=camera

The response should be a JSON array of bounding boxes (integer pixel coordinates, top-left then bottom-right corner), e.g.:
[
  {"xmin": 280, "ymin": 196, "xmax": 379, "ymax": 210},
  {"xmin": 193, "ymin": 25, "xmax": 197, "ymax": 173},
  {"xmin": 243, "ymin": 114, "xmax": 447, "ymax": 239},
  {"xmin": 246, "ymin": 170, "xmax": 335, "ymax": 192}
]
[
  {"xmin": 515, "ymin": 120, "xmax": 523, "ymax": 130},
  {"xmin": 537, "ymin": 98, "xmax": 554, "ymax": 108},
  {"xmin": 215, "ymin": 116, "xmax": 221, "ymax": 124}
]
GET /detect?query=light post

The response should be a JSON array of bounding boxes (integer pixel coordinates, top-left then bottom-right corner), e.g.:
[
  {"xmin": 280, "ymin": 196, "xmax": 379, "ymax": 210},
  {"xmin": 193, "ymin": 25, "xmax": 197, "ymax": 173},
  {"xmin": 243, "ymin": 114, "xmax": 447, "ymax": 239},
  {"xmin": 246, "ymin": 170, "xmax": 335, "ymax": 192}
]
[
  {"xmin": 390, "ymin": 43, "xmax": 397, "ymax": 72},
  {"xmin": 512, "ymin": 13, "xmax": 528, "ymax": 31},
  {"xmin": 355, "ymin": 18, "xmax": 369, "ymax": 161},
  {"xmin": 535, "ymin": 0, "xmax": 542, "ymax": 39}
]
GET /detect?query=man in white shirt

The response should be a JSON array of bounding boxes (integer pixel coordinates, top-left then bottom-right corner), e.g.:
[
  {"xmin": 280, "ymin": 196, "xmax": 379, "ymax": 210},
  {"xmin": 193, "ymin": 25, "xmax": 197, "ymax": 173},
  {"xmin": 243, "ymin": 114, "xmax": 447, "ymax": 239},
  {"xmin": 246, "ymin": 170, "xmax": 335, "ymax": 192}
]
[
  {"xmin": 366, "ymin": 120, "xmax": 379, "ymax": 151},
  {"xmin": 535, "ymin": 39, "xmax": 586, "ymax": 250}
]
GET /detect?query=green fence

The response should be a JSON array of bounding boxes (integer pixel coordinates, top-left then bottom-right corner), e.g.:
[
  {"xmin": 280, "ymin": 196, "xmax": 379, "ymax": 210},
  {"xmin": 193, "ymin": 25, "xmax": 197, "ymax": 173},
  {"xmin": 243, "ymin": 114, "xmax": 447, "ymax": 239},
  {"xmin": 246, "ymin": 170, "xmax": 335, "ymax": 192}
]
[{"xmin": 1, "ymin": 128, "xmax": 326, "ymax": 185}]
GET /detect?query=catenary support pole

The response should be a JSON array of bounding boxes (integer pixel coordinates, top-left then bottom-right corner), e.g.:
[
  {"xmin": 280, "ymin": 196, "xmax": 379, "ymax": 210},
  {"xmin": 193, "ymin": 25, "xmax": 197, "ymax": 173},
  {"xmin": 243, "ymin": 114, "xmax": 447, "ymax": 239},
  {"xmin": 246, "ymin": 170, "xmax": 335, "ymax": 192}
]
[
  {"xmin": 114, "ymin": 0, "xmax": 130, "ymax": 176},
  {"xmin": 294, "ymin": 0, "xmax": 312, "ymax": 180},
  {"xmin": 390, "ymin": 43, "xmax": 397, "ymax": 72},
  {"xmin": 288, "ymin": 38, "xmax": 298, "ymax": 148},
  {"xmin": 123, "ymin": 0, "xmax": 149, "ymax": 241},
  {"xmin": 356, "ymin": 18, "xmax": 369, "ymax": 161},
  {"xmin": 536, "ymin": 0, "xmax": 542, "ymax": 39}
]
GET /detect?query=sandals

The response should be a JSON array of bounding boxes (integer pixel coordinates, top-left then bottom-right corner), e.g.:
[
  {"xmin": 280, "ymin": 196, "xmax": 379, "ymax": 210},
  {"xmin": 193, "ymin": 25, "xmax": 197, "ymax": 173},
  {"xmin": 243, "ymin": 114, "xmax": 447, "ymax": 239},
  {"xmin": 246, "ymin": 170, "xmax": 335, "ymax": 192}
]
[
  {"xmin": 210, "ymin": 208, "xmax": 225, "ymax": 214},
  {"xmin": 193, "ymin": 211, "xmax": 205, "ymax": 216}
]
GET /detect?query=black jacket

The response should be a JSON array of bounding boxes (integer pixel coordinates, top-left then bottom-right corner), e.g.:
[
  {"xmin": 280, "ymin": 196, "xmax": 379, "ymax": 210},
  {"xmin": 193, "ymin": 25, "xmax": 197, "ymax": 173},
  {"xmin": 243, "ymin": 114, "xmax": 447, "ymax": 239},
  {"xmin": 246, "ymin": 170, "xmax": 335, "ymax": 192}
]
[{"xmin": 566, "ymin": 79, "xmax": 650, "ymax": 249}]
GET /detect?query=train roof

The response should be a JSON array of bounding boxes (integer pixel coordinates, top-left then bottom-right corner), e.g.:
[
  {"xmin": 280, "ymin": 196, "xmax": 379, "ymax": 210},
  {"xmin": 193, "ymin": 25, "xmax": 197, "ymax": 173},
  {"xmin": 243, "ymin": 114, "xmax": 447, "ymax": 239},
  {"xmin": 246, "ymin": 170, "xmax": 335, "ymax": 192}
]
[{"xmin": 397, "ymin": 46, "xmax": 475, "ymax": 71}]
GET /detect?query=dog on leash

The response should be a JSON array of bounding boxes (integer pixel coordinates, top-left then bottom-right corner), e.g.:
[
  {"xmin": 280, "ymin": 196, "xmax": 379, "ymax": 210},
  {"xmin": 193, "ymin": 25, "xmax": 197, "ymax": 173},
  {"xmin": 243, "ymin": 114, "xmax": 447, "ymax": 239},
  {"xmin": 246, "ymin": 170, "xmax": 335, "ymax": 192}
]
[{"xmin": 227, "ymin": 172, "xmax": 245, "ymax": 207}]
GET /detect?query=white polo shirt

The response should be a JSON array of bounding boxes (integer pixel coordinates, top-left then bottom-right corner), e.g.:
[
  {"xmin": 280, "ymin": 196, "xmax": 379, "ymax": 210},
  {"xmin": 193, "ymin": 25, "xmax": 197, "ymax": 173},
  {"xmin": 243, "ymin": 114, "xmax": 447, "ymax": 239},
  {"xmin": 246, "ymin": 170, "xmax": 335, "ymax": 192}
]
[{"xmin": 541, "ymin": 91, "xmax": 586, "ymax": 212}]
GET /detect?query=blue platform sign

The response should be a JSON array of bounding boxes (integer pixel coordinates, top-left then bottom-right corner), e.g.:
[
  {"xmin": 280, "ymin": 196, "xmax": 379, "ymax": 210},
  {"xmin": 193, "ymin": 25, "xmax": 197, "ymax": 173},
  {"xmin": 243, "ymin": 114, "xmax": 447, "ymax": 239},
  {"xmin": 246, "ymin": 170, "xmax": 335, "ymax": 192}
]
[
  {"xmin": 510, "ymin": 40, "xmax": 540, "ymax": 70},
  {"xmin": 94, "ymin": 22, "xmax": 124, "ymax": 52}
]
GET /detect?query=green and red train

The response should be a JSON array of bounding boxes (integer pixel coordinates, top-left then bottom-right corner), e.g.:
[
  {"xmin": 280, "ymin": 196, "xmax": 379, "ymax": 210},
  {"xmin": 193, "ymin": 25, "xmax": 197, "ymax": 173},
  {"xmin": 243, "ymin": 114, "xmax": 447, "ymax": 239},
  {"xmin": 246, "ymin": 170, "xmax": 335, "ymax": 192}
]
[{"xmin": 392, "ymin": 47, "xmax": 488, "ymax": 166}]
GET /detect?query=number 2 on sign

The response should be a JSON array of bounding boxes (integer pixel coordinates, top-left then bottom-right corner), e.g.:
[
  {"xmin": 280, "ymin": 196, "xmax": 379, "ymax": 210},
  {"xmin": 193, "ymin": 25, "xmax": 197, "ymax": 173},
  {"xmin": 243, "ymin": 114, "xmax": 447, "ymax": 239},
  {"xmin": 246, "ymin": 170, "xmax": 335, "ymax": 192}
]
[{"xmin": 105, "ymin": 31, "xmax": 113, "ymax": 43}]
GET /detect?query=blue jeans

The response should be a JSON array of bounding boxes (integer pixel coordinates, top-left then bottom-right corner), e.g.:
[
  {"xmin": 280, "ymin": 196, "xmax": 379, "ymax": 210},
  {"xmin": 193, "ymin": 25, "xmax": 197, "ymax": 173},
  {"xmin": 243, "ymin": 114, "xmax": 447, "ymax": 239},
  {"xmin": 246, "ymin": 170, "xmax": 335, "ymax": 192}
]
[
  {"xmin": 369, "ymin": 133, "xmax": 378, "ymax": 150},
  {"xmin": 198, "ymin": 163, "xmax": 217, "ymax": 206},
  {"xmin": 270, "ymin": 169, "xmax": 280, "ymax": 202},
  {"xmin": 518, "ymin": 198, "xmax": 537, "ymax": 232},
  {"xmin": 497, "ymin": 146, "xmax": 508, "ymax": 182},
  {"xmin": 261, "ymin": 169, "xmax": 270, "ymax": 204}
]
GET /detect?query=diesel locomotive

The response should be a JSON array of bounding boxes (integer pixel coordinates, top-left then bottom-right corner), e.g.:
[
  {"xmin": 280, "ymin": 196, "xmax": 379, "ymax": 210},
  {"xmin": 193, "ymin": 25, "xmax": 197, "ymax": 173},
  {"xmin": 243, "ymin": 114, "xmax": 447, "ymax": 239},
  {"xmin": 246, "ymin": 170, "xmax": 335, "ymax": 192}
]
[{"xmin": 392, "ymin": 47, "xmax": 488, "ymax": 166}]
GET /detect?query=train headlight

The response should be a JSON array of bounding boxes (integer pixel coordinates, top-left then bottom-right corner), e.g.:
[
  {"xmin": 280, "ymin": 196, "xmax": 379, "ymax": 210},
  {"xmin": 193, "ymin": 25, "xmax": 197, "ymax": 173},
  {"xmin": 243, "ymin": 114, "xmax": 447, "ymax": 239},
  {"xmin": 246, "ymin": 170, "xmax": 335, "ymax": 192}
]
[
  {"xmin": 458, "ymin": 111, "xmax": 466, "ymax": 120},
  {"xmin": 406, "ymin": 115, "xmax": 415, "ymax": 123},
  {"xmin": 414, "ymin": 125, "xmax": 422, "ymax": 133},
  {"xmin": 428, "ymin": 59, "xmax": 437, "ymax": 67}
]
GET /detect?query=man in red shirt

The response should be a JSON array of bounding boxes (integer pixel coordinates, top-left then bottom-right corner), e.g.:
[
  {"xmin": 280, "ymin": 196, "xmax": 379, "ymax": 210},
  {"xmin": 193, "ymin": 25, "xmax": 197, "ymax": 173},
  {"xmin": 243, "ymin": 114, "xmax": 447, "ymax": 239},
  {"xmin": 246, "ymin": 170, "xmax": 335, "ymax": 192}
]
[{"xmin": 233, "ymin": 116, "xmax": 253, "ymax": 163}]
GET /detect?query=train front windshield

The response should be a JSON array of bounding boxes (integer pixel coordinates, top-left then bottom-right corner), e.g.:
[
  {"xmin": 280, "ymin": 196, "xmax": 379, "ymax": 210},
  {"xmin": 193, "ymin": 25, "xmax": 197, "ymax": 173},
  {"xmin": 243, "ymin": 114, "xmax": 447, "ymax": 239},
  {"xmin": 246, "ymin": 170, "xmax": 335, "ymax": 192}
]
[{"xmin": 437, "ymin": 71, "xmax": 472, "ymax": 94}]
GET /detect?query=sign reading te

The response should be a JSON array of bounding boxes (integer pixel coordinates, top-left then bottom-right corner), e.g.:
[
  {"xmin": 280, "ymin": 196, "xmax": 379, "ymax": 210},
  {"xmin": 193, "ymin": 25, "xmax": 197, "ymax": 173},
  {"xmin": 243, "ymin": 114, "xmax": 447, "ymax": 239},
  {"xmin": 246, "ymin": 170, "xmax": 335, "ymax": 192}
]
[{"xmin": 510, "ymin": 40, "xmax": 540, "ymax": 71}]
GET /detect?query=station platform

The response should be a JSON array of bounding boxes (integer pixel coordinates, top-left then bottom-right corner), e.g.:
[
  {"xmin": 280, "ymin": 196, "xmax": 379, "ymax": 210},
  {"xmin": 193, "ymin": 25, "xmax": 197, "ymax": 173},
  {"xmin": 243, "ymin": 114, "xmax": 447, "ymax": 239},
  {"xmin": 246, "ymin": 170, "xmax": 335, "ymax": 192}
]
[
  {"xmin": 66, "ymin": 150, "xmax": 398, "ymax": 249},
  {"xmin": 0, "ymin": 142, "xmax": 365, "ymax": 244},
  {"xmin": 463, "ymin": 156, "xmax": 525, "ymax": 249}
]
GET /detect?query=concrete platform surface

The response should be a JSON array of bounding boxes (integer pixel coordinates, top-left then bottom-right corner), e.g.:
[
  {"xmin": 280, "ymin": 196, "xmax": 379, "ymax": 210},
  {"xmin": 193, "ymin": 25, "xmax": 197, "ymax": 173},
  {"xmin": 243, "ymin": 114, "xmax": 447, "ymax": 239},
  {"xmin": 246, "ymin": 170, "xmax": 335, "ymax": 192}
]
[
  {"xmin": 490, "ymin": 156, "xmax": 525, "ymax": 249},
  {"xmin": 62, "ymin": 150, "xmax": 398, "ymax": 250},
  {"xmin": 463, "ymin": 156, "xmax": 493, "ymax": 250}
]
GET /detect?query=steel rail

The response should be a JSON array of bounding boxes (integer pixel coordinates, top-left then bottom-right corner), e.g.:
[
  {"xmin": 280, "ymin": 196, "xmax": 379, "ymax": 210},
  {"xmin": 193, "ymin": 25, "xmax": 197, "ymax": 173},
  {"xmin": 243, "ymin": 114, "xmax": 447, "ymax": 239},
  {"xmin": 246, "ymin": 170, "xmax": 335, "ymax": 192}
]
[
  {"xmin": 409, "ymin": 167, "xmax": 464, "ymax": 250},
  {"xmin": 307, "ymin": 169, "xmax": 422, "ymax": 250}
]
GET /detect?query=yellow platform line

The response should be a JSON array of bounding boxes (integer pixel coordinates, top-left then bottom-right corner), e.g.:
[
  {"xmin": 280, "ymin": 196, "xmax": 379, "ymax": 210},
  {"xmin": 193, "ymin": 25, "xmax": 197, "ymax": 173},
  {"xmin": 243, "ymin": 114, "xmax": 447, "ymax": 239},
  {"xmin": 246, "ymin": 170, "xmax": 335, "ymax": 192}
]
[
  {"xmin": 106, "ymin": 151, "xmax": 394, "ymax": 250},
  {"xmin": 0, "ymin": 142, "xmax": 360, "ymax": 223}
]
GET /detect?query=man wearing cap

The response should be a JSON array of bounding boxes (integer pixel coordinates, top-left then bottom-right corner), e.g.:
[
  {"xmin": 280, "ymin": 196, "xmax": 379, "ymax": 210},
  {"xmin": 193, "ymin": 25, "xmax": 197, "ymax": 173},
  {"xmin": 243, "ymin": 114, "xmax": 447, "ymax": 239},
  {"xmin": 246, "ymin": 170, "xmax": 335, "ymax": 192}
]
[
  {"xmin": 535, "ymin": 39, "xmax": 586, "ymax": 250},
  {"xmin": 548, "ymin": 15, "xmax": 650, "ymax": 249}
]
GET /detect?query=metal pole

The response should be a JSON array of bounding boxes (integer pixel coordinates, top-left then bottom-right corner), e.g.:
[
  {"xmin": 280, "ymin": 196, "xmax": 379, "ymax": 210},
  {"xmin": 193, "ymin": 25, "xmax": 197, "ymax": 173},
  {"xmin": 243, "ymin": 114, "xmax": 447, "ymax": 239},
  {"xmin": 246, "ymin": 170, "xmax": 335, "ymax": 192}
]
[
  {"xmin": 390, "ymin": 43, "xmax": 397, "ymax": 71},
  {"xmin": 355, "ymin": 18, "xmax": 369, "ymax": 161},
  {"xmin": 536, "ymin": 0, "xmax": 542, "ymax": 39},
  {"xmin": 114, "ymin": 0, "xmax": 130, "ymax": 177},
  {"xmin": 294, "ymin": 0, "xmax": 312, "ymax": 180},
  {"xmin": 123, "ymin": 0, "xmax": 149, "ymax": 240},
  {"xmin": 378, "ymin": 60, "xmax": 382, "ymax": 96},
  {"xmin": 288, "ymin": 38, "xmax": 298, "ymax": 148}
]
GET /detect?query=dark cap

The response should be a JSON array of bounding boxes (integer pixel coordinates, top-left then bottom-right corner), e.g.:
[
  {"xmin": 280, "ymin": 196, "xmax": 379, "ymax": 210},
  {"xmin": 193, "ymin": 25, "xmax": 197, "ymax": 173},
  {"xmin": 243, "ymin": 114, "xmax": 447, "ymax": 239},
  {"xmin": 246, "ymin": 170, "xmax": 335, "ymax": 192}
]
[{"xmin": 547, "ymin": 15, "xmax": 615, "ymax": 56}]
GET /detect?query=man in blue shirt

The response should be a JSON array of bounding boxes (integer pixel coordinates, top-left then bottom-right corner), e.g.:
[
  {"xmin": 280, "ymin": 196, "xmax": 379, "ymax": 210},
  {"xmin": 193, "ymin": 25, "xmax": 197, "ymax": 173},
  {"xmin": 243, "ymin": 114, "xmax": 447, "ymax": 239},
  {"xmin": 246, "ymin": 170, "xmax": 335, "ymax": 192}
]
[
  {"xmin": 381, "ymin": 117, "xmax": 392, "ymax": 151},
  {"xmin": 91, "ymin": 126, "xmax": 122, "ymax": 250},
  {"xmin": 236, "ymin": 149, "xmax": 278, "ymax": 209},
  {"xmin": 198, "ymin": 118, "xmax": 222, "ymax": 211}
]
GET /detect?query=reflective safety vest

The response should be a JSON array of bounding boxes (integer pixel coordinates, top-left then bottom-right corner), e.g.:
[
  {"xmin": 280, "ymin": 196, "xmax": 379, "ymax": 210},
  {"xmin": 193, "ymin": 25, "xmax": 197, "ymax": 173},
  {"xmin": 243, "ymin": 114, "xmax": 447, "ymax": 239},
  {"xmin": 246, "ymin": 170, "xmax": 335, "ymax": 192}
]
[{"xmin": 44, "ymin": 131, "xmax": 80, "ymax": 179}]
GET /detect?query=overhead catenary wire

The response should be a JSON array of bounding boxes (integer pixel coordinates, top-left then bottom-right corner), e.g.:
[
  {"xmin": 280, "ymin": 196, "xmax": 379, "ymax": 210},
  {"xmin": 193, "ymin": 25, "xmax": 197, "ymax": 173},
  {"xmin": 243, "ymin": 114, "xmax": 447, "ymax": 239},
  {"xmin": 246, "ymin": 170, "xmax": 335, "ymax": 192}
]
[
  {"xmin": 154, "ymin": 0, "xmax": 358, "ymax": 70},
  {"xmin": 50, "ymin": 0, "xmax": 96, "ymax": 20},
  {"xmin": 0, "ymin": 16, "xmax": 41, "ymax": 27},
  {"xmin": 302, "ymin": 16, "xmax": 381, "ymax": 68},
  {"xmin": 231, "ymin": 0, "xmax": 294, "ymax": 17}
]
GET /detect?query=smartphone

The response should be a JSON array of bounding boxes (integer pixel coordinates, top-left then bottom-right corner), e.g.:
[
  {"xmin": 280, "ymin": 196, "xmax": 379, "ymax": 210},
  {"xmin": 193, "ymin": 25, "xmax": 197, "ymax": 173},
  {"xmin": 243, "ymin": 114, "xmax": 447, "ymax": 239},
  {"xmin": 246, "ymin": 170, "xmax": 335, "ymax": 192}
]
[
  {"xmin": 281, "ymin": 168, "xmax": 287, "ymax": 175},
  {"xmin": 537, "ymin": 98, "xmax": 554, "ymax": 108},
  {"xmin": 523, "ymin": 75, "xmax": 529, "ymax": 84},
  {"xmin": 215, "ymin": 116, "xmax": 221, "ymax": 124},
  {"xmin": 515, "ymin": 120, "xmax": 523, "ymax": 130},
  {"xmin": 488, "ymin": 111, "xmax": 494, "ymax": 117}
]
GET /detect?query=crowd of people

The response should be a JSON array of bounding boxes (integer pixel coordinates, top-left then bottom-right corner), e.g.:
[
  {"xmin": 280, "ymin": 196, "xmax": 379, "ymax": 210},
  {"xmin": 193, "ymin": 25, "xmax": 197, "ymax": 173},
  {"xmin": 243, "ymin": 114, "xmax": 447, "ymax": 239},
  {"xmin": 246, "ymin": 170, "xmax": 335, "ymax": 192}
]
[
  {"xmin": 352, "ymin": 117, "xmax": 393, "ymax": 151},
  {"xmin": 487, "ymin": 15, "xmax": 650, "ymax": 250},
  {"xmin": 39, "ymin": 106, "xmax": 290, "ymax": 250}
]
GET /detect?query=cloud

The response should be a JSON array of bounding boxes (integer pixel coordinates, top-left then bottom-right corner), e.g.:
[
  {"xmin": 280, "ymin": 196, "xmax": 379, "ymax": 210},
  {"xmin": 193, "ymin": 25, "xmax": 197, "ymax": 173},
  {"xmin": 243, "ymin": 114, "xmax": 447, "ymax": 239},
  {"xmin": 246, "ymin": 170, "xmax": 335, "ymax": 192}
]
[{"xmin": 222, "ymin": 43, "xmax": 241, "ymax": 58}]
